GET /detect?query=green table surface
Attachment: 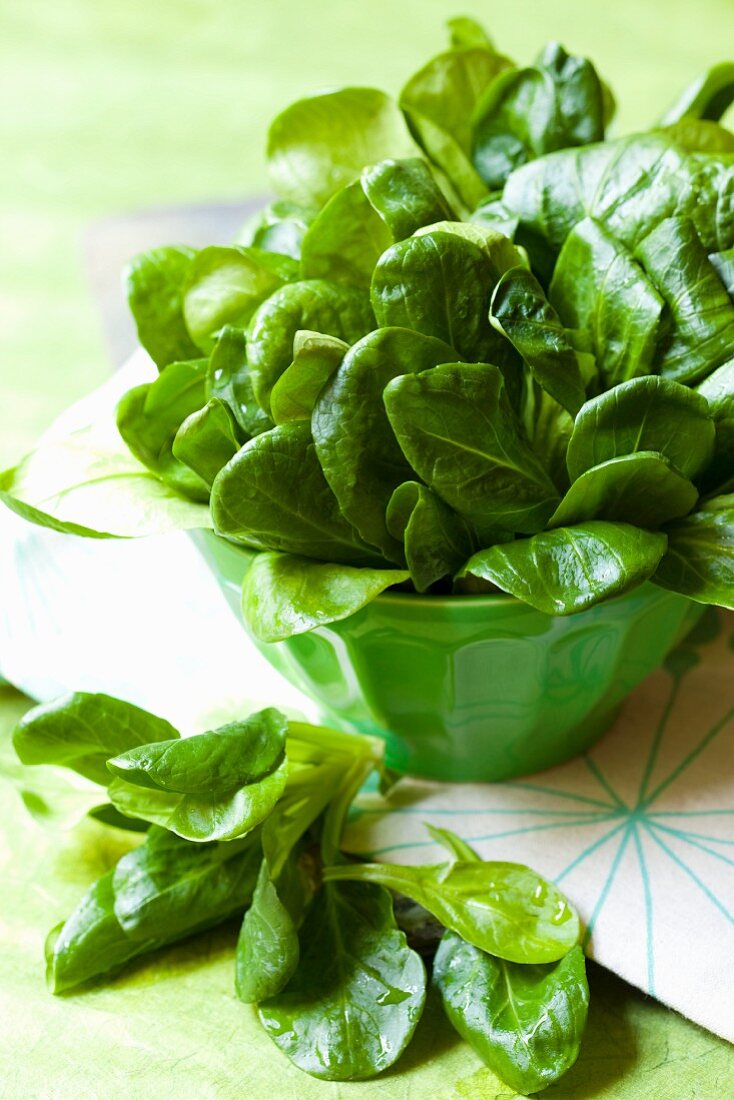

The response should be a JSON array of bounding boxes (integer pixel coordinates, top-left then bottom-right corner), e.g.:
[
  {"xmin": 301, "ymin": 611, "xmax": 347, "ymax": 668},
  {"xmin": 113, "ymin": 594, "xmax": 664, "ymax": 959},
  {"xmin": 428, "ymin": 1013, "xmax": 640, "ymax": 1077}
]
[{"xmin": 2, "ymin": 1, "xmax": 734, "ymax": 1095}]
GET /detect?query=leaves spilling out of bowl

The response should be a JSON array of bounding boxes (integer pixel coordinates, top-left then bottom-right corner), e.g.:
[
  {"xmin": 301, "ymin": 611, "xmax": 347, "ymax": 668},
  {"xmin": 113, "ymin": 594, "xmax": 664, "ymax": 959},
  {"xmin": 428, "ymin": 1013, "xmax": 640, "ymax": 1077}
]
[
  {"xmin": 14, "ymin": 689, "xmax": 588, "ymax": 1091},
  {"xmin": 2, "ymin": 18, "xmax": 734, "ymax": 640}
]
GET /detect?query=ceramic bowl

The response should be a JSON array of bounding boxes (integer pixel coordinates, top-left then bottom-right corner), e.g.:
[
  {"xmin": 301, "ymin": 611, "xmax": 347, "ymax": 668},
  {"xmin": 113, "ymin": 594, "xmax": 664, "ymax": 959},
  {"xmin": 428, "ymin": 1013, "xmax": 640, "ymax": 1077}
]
[{"xmin": 194, "ymin": 531, "xmax": 703, "ymax": 782}]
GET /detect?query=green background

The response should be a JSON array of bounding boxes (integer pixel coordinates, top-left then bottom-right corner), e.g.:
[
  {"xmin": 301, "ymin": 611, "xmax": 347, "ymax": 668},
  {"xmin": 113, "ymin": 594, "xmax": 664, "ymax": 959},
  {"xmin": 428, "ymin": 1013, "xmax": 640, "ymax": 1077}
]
[{"xmin": 1, "ymin": 0, "xmax": 734, "ymax": 1094}]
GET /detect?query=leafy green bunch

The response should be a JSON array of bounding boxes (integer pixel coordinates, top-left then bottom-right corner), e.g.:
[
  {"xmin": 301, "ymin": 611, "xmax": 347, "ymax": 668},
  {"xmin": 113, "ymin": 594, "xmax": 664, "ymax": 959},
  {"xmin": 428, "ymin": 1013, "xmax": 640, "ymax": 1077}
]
[
  {"xmin": 14, "ymin": 691, "xmax": 587, "ymax": 1091},
  {"xmin": 2, "ymin": 20, "xmax": 734, "ymax": 640}
]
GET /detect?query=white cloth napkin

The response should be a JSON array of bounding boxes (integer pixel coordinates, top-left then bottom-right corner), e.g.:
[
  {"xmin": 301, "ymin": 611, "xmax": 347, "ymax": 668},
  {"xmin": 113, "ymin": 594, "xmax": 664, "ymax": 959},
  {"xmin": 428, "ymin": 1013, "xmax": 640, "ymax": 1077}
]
[{"xmin": 2, "ymin": 358, "xmax": 733, "ymax": 1042}]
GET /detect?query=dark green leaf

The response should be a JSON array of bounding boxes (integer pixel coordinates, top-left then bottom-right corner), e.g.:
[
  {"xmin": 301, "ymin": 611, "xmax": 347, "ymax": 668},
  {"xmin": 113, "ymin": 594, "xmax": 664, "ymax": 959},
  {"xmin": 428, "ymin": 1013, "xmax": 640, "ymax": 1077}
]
[
  {"xmin": 710, "ymin": 247, "xmax": 734, "ymax": 296},
  {"xmin": 206, "ymin": 326, "xmax": 273, "ymax": 438},
  {"xmin": 241, "ymin": 552, "xmax": 409, "ymax": 642},
  {"xmin": 235, "ymin": 857, "xmax": 301, "ymax": 1004},
  {"xmin": 239, "ymin": 200, "xmax": 318, "ymax": 260},
  {"xmin": 211, "ymin": 422, "xmax": 383, "ymax": 563},
  {"xmin": 472, "ymin": 43, "xmax": 606, "ymax": 189},
  {"xmin": 386, "ymin": 481, "xmax": 477, "ymax": 592},
  {"xmin": 548, "ymin": 452, "xmax": 698, "ymax": 529},
  {"xmin": 299, "ymin": 181, "xmax": 392, "ymax": 288},
  {"xmin": 267, "ymin": 87, "xmax": 417, "ymax": 208},
  {"xmin": 654, "ymin": 497, "xmax": 734, "ymax": 607},
  {"xmin": 13, "ymin": 692, "xmax": 178, "ymax": 786},
  {"xmin": 370, "ymin": 231, "xmax": 506, "ymax": 362},
  {"xmin": 697, "ymin": 357, "xmax": 734, "ymax": 490},
  {"xmin": 361, "ymin": 157, "xmax": 455, "ymax": 238},
  {"xmin": 112, "ymin": 828, "xmax": 261, "ymax": 940},
  {"xmin": 634, "ymin": 216, "xmax": 734, "ymax": 383},
  {"xmin": 108, "ymin": 758, "xmax": 288, "ymax": 842},
  {"xmin": 106, "ymin": 707, "xmax": 287, "ymax": 795},
  {"xmin": 247, "ymin": 279, "xmax": 374, "ymax": 415},
  {"xmin": 258, "ymin": 880, "xmax": 426, "ymax": 1080},
  {"xmin": 124, "ymin": 246, "xmax": 201, "ymax": 370},
  {"xmin": 384, "ymin": 362, "xmax": 560, "ymax": 538},
  {"xmin": 659, "ymin": 62, "xmax": 734, "ymax": 124},
  {"xmin": 171, "ymin": 398, "xmax": 242, "ymax": 488},
  {"xmin": 549, "ymin": 217, "xmax": 665, "ymax": 387},
  {"xmin": 312, "ymin": 327, "xmax": 458, "ymax": 560},
  {"xmin": 183, "ymin": 246, "xmax": 297, "ymax": 352},
  {"xmin": 323, "ymin": 859, "xmax": 580, "ymax": 964},
  {"xmin": 489, "ymin": 266, "xmax": 586, "ymax": 415},
  {"xmin": 434, "ymin": 937, "xmax": 589, "ymax": 1093},
  {"xmin": 459, "ymin": 521, "xmax": 668, "ymax": 614},
  {"xmin": 566, "ymin": 376, "xmax": 715, "ymax": 482},
  {"xmin": 116, "ymin": 359, "xmax": 210, "ymax": 501},
  {"xmin": 269, "ymin": 331, "xmax": 347, "ymax": 425}
]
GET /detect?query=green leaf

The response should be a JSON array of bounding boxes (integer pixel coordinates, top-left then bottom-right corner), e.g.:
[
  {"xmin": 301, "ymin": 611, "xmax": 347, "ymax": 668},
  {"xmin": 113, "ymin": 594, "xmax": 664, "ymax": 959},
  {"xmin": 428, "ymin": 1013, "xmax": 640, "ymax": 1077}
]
[
  {"xmin": 211, "ymin": 422, "xmax": 383, "ymax": 563},
  {"xmin": 549, "ymin": 217, "xmax": 665, "ymax": 387},
  {"xmin": 519, "ymin": 381, "xmax": 574, "ymax": 494},
  {"xmin": 247, "ymin": 279, "xmax": 374, "ymax": 415},
  {"xmin": 47, "ymin": 829, "xmax": 261, "ymax": 992},
  {"xmin": 400, "ymin": 45, "xmax": 511, "ymax": 209},
  {"xmin": 710, "ymin": 247, "xmax": 734, "ymax": 296},
  {"xmin": 269, "ymin": 331, "xmax": 347, "ymax": 425},
  {"xmin": 183, "ymin": 246, "xmax": 296, "ymax": 353},
  {"xmin": 696, "ymin": 357, "xmax": 734, "ymax": 490},
  {"xmin": 370, "ymin": 231, "xmax": 506, "ymax": 362},
  {"xmin": 312, "ymin": 327, "xmax": 458, "ymax": 560},
  {"xmin": 659, "ymin": 62, "xmax": 734, "ymax": 125},
  {"xmin": 124, "ymin": 246, "xmax": 201, "ymax": 370},
  {"xmin": 235, "ymin": 857, "xmax": 301, "ymax": 1004},
  {"xmin": 0, "ymin": 409, "xmax": 211, "ymax": 538},
  {"xmin": 238, "ymin": 200, "xmax": 317, "ymax": 260},
  {"xmin": 384, "ymin": 362, "xmax": 560, "ymax": 539},
  {"xmin": 108, "ymin": 758, "xmax": 288, "ymax": 842},
  {"xmin": 206, "ymin": 325, "xmax": 273, "ymax": 439},
  {"xmin": 661, "ymin": 118, "xmax": 734, "ymax": 154},
  {"xmin": 299, "ymin": 180, "xmax": 392, "ymax": 288},
  {"xmin": 425, "ymin": 824, "xmax": 481, "ymax": 862},
  {"xmin": 171, "ymin": 398, "xmax": 242, "ymax": 488},
  {"xmin": 503, "ymin": 132, "xmax": 731, "ymax": 257},
  {"xmin": 323, "ymin": 859, "xmax": 580, "ymax": 964},
  {"xmin": 654, "ymin": 498, "xmax": 734, "ymax": 607},
  {"xmin": 548, "ymin": 452, "xmax": 698, "ymax": 529},
  {"xmin": 241, "ymin": 552, "xmax": 409, "ymax": 642},
  {"xmin": 446, "ymin": 16, "xmax": 494, "ymax": 50},
  {"xmin": 634, "ymin": 216, "xmax": 734, "ymax": 383},
  {"xmin": 386, "ymin": 481, "xmax": 477, "ymax": 592},
  {"xmin": 459, "ymin": 522, "xmax": 668, "ymax": 615},
  {"xmin": 116, "ymin": 359, "xmax": 210, "ymax": 501},
  {"xmin": 267, "ymin": 87, "xmax": 417, "ymax": 208},
  {"xmin": 258, "ymin": 880, "xmax": 426, "ymax": 1080},
  {"xmin": 472, "ymin": 43, "xmax": 607, "ymax": 189},
  {"xmin": 13, "ymin": 692, "xmax": 178, "ymax": 786},
  {"xmin": 566, "ymin": 376, "xmax": 715, "ymax": 482},
  {"xmin": 434, "ymin": 937, "xmax": 589, "ymax": 1093},
  {"xmin": 489, "ymin": 266, "xmax": 586, "ymax": 415},
  {"xmin": 361, "ymin": 157, "xmax": 455, "ymax": 238},
  {"xmin": 112, "ymin": 827, "xmax": 261, "ymax": 940},
  {"xmin": 106, "ymin": 707, "xmax": 287, "ymax": 795}
]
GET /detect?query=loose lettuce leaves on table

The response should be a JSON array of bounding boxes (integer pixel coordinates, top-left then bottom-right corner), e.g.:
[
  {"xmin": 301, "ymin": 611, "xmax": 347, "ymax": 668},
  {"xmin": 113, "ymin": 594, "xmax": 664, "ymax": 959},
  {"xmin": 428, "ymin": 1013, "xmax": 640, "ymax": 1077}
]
[
  {"xmin": 258, "ymin": 880, "xmax": 426, "ymax": 1081},
  {"xmin": 14, "ymin": 692, "xmax": 179, "ymax": 786},
  {"xmin": 460, "ymin": 522, "xmax": 668, "ymax": 615},
  {"xmin": 235, "ymin": 855, "xmax": 302, "ymax": 1004},
  {"xmin": 434, "ymin": 937, "xmax": 589, "ymax": 1094},
  {"xmin": 323, "ymin": 859, "xmax": 580, "ymax": 964}
]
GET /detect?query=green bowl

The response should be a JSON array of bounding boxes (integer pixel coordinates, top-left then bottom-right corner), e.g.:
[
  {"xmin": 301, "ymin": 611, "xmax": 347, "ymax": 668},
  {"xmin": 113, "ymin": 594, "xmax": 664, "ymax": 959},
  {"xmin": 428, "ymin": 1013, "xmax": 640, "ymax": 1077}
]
[{"xmin": 194, "ymin": 531, "xmax": 703, "ymax": 782}]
